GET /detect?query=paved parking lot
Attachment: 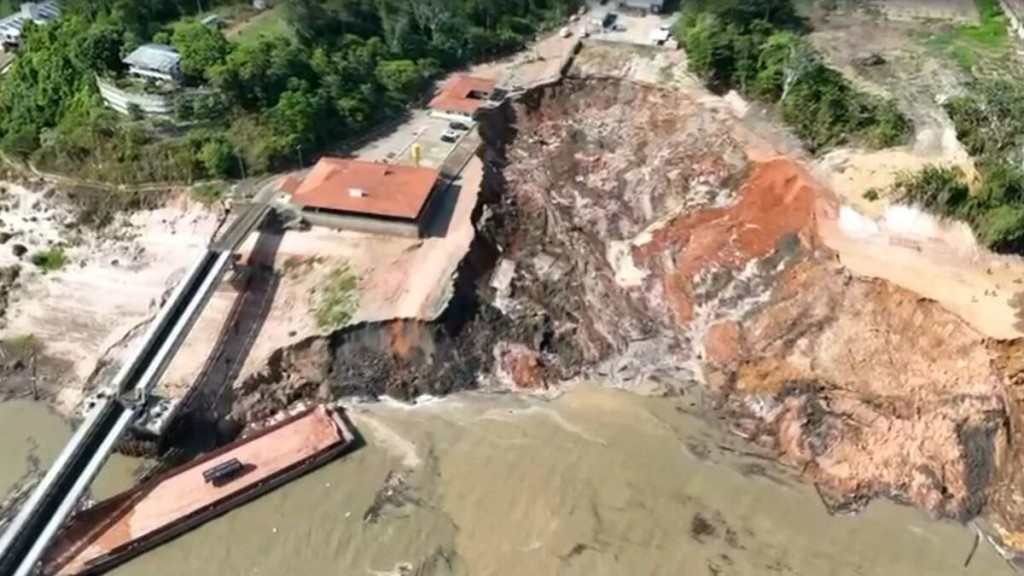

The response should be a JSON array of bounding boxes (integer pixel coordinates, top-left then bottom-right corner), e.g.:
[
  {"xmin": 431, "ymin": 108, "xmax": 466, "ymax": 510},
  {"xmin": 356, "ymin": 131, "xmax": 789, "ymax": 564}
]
[
  {"xmin": 352, "ymin": 110, "xmax": 470, "ymax": 170},
  {"xmin": 583, "ymin": 2, "xmax": 678, "ymax": 47}
]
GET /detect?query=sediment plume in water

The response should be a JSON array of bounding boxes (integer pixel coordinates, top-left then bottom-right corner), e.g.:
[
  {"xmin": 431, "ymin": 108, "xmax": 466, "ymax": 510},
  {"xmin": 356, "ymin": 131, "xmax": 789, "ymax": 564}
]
[{"xmin": 103, "ymin": 388, "xmax": 1014, "ymax": 576}]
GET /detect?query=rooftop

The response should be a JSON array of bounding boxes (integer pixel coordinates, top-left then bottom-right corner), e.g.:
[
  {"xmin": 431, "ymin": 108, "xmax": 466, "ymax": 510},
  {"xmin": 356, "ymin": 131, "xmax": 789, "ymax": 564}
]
[
  {"xmin": 0, "ymin": 1, "xmax": 61, "ymax": 41},
  {"xmin": 287, "ymin": 158, "xmax": 441, "ymax": 220},
  {"xmin": 428, "ymin": 74, "xmax": 498, "ymax": 115},
  {"xmin": 649, "ymin": 28, "xmax": 671, "ymax": 43},
  {"xmin": 622, "ymin": 0, "xmax": 666, "ymax": 6},
  {"xmin": 123, "ymin": 43, "xmax": 181, "ymax": 74}
]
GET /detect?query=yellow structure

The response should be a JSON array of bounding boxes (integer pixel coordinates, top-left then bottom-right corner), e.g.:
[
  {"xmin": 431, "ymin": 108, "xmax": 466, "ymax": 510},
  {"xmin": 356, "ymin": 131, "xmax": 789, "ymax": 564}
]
[{"xmin": 411, "ymin": 142, "xmax": 422, "ymax": 167}]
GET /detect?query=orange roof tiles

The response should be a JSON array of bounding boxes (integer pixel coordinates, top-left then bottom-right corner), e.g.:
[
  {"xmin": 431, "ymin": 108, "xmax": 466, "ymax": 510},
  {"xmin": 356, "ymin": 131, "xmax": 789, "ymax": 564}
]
[
  {"xmin": 44, "ymin": 406, "xmax": 350, "ymax": 576},
  {"xmin": 279, "ymin": 174, "xmax": 302, "ymax": 194},
  {"xmin": 428, "ymin": 74, "xmax": 498, "ymax": 115},
  {"xmin": 288, "ymin": 158, "xmax": 440, "ymax": 220}
]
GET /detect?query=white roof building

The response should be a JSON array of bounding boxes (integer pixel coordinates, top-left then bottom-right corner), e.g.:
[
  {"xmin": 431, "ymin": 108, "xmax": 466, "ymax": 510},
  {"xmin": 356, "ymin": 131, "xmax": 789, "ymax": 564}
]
[
  {"xmin": 201, "ymin": 14, "xmax": 226, "ymax": 27},
  {"xmin": 0, "ymin": 1, "xmax": 61, "ymax": 46},
  {"xmin": 619, "ymin": 0, "xmax": 665, "ymax": 14},
  {"xmin": 123, "ymin": 43, "xmax": 182, "ymax": 83},
  {"xmin": 649, "ymin": 28, "xmax": 671, "ymax": 44}
]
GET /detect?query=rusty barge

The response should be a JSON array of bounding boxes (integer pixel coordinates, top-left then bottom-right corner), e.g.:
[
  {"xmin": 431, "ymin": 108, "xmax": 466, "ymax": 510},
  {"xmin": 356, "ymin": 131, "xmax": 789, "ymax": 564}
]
[{"xmin": 41, "ymin": 405, "xmax": 356, "ymax": 576}]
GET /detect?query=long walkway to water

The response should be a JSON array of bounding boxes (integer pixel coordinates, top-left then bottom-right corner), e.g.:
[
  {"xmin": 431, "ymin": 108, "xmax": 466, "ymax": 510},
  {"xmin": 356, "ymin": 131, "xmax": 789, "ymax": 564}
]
[{"xmin": 0, "ymin": 185, "xmax": 275, "ymax": 576}]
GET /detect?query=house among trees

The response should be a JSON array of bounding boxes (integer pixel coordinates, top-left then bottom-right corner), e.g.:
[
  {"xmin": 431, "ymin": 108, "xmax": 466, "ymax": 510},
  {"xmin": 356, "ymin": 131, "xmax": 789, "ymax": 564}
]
[
  {"xmin": 0, "ymin": 1, "xmax": 60, "ymax": 49},
  {"xmin": 0, "ymin": 0, "xmax": 575, "ymax": 184},
  {"xmin": 98, "ymin": 43, "xmax": 185, "ymax": 117},
  {"xmin": 124, "ymin": 43, "xmax": 182, "ymax": 84},
  {"xmin": 282, "ymin": 157, "xmax": 442, "ymax": 237}
]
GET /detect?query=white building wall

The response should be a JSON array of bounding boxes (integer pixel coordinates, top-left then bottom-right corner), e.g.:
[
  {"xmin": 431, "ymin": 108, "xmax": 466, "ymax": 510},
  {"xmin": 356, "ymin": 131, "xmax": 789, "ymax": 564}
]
[
  {"xmin": 97, "ymin": 78, "xmax": 175, "ymax": 116},
  {"xmin": 298, "ymin": 208, "xmax": 422, "ymax": 238}
]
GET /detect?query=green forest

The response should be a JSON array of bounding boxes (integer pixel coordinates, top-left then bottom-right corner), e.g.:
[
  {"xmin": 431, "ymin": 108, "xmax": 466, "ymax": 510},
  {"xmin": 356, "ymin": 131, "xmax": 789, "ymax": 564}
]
[
  {"xmin": 0, "ymin": 0, "xmax": 575, "ymax": 184},
  {"xmin": 894, "ymin": 80, "xmax": 1024, "ymax": 253},
  {"xmin": 673, "ymin": 0, "xmax": 911, "ymax": 152}
]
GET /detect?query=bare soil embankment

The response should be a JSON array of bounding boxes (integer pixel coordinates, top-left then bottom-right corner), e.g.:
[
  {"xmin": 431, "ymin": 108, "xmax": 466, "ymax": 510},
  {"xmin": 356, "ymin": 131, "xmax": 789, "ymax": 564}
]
[
  {"xmin": 0, "ymin": 182, "xmax": 220, "ymax": 411},
  {"xmin": 222, "ymin": 75, "xmax": 1024, "ymax": 562},
  {"xmin": 496, "ymin": 78, "xmax": 1011, "ymax": 523}
]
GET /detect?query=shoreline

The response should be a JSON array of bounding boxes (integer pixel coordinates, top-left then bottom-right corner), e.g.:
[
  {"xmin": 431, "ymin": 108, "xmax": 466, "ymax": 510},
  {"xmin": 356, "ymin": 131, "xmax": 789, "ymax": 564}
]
[{"xmin": 2, "ymin": 28, "xmax": 1024, "ymax": 569}]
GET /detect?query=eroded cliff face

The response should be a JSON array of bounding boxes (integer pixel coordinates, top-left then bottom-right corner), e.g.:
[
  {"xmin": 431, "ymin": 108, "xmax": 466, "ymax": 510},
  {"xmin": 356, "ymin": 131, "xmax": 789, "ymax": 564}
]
[
  {"xmin": 228, "ymin": 77, "xmax": 1024, "ymax": 552},
  {"xmin": 491, "ymin": 78, "xmax": 1012, "ymax": 523}
]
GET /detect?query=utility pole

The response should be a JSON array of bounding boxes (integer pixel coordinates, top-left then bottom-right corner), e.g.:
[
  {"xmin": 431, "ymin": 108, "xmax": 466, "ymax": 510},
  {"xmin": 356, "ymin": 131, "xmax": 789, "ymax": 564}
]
[
  {"xmin": 296, "ymin": 144, "xmax": 304, "ymax": 169},
  {"xmin": 30, "ymin": 352, "xmax": 37, "ymax": 401},
  {"xmin": 235, "ymin": 151, "xmax": 246, "ymax": 180}
]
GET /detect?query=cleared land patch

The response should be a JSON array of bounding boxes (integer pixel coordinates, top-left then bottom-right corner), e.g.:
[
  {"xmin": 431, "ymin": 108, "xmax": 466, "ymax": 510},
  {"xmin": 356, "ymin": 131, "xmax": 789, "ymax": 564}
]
[
  {"xmin": 922, "ymin": 0, "xmax": 1010, "ymax": 73},
  {"xmin": 225, "ymin": 6, "xmax": 293, "ymax": 46}
]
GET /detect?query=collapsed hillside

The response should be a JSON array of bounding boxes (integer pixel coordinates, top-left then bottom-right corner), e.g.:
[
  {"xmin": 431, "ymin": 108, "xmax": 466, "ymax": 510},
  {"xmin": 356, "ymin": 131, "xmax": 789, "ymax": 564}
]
[
  {"xmin": 492, "ymin": 78, "xmax": 1009, "ymax": 520},
  {"xmin": 227, "ymin": 76, "xmax": 1024, "ymax": 556}
]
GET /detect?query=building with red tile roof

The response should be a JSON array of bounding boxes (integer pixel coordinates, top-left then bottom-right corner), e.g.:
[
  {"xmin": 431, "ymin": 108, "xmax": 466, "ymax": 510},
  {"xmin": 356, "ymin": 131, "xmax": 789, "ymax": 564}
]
[
  {"xmin": 284, "ymin": 158, "xmax": 441, "ymax": 237},
  {"xmin": 428, "ymin": 74, "xmax": 498, "ymax": 117}
]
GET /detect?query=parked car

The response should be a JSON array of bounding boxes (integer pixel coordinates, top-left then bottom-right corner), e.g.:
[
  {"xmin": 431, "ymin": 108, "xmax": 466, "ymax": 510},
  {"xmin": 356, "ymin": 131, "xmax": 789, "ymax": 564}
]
[
  {"xmin": 440, "ymin": 129, "xmax": 461, "ymax": 143},
  {"xmin": 449, "ymin": 121, "xmax": 471, "ymax": 131}
]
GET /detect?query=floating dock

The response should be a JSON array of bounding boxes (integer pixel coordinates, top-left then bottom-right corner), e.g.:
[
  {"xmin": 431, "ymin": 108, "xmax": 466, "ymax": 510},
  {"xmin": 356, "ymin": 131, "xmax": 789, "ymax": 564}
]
[{"xmin": 41, "ymin": 405, "xmax": 355, "ymax": 576}]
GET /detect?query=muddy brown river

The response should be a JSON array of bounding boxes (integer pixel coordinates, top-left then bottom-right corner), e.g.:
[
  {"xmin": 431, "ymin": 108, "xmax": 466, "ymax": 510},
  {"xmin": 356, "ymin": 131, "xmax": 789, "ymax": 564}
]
[
  {"xmin": 0, "ymin": 401, "xmax": 145, "ymax": 502},
  {"xmin": 0, "ymin": 387, "xmax": 1015, "ymax": 575}
]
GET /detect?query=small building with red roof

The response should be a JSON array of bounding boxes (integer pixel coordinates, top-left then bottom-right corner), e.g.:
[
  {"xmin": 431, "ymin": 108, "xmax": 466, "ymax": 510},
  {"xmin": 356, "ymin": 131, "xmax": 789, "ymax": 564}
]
[
  {"xmin": 281, "ymin": 157, "xmax": 441, "ymax": 237},
  {"xmin": 428, "ymin": 74, "xmax": 498, "ymax": 118}
]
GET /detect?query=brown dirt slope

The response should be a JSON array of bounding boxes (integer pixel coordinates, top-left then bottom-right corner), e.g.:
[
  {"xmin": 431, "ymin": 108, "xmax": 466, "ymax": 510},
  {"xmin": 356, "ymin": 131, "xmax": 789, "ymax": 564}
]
[
  {"xmin": 634, "ymin": 157, "xmax": 1005, "ymax": 519},
  {"xmin": 489, "ymin": 79, "xmax": 1024, "ymax": 553},
  {"xmin": 224, "ymin": 77, "xmax": 1024, "ymax": 557}
]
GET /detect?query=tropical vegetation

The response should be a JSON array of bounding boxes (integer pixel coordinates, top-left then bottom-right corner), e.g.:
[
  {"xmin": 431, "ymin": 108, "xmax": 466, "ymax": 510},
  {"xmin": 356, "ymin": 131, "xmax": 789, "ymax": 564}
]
[
  {"xmin": 0, "ymin": 0, "xmax": 576, "ymax": 184},
  {"xmin": 673, "ymin": 0, "xmax": 911, "ymax": 152},
  {"xmin": 896, "ymin": 80, "xmax": 1024, "ymax": 252}
]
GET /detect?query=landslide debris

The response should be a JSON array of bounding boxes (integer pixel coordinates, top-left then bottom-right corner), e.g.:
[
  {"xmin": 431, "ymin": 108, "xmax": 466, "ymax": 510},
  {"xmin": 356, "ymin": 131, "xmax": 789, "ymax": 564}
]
[
  {"xmin": 228, "ymin": 76, "xmax": 1024, "ymax": 547},
  {"xmin": 494, "ymin": 79, "xmax": 1008, "ymax": 523}
]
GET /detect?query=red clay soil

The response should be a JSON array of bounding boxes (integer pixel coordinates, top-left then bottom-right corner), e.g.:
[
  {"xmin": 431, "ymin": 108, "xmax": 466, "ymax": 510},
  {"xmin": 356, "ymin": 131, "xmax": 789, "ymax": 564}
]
[
  {"xmin": 633, "ymin": 158, "xmax": 820, "ymax": 323},
  {"xmin": 627, "ymin": 156, "xmax": 1010, "ymax": 525},
  {"xmin": 702, "ymin": 321, "xmax": 742, "ymax": 367},
  {"xmin": 500, "ymin": 345, "xmax": 546, "ymax": 389}
]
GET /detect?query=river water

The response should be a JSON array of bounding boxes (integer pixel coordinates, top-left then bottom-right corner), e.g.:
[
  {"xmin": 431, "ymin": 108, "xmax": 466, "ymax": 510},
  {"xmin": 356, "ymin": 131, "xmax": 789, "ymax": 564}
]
[
  {"xmin": 0, "ymin": 387, "xmax": 1015, "ymax": 576},
  {"xmin": 0, "ymin": 401, "xmax": 148, "ymax": 504}
]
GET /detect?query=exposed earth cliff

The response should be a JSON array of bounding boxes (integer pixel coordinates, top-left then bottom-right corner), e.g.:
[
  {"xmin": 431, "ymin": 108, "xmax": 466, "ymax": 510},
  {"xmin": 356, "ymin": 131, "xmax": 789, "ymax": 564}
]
[
  {"xmin": 224, "ymin": 75, "xmax": 1024, "ymax": 562},
  {"xmin": 491, "ymin": 78, "xmax": 1009, "ymax": 523}
]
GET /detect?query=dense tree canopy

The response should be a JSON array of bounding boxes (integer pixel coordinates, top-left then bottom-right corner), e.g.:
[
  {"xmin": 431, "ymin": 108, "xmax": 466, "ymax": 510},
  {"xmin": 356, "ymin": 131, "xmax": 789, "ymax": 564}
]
[
  {"xmin": 172, "ymin": 21, "xmax": 230, "ymax": 84},
  {"xmin": 0, "ymin": 0, "xmax": 575, "ymax": 184},
  {"xmin": 675, "ymin": 0, "xmax": 911, "ymax": 151}
]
